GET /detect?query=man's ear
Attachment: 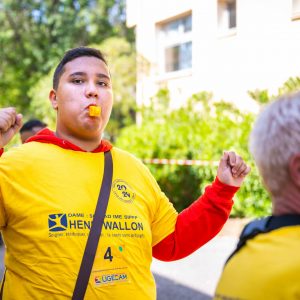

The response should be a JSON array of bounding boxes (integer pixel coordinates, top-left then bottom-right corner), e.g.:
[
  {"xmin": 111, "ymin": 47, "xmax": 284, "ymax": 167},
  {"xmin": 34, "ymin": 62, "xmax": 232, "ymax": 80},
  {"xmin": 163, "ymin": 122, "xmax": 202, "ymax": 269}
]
[
  {"xmin": 289, "ymin": 154, "xmax": 300, "ymax": 188},
  {"xmin": 49, "ymin": 89, "xmax": 58, "ymax": 110}
]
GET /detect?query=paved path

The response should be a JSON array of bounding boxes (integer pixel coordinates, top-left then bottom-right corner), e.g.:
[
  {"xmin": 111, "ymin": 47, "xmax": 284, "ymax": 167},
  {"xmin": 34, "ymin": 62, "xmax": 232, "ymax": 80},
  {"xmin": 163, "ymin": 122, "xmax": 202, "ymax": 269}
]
[
  {"xmin": 152, "ymin": 236, "xmax": 238, "ymax": 299},
  {"xmin": 152, "ymin": 218, "xmax": 248, "ymax": 299}
]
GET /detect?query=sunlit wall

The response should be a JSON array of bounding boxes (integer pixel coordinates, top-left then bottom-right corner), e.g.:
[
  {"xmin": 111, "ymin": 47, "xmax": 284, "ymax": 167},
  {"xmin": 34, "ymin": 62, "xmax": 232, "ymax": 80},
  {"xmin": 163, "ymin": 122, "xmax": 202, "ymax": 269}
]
[{"xmin": 127, "ymin": 0, "xmax": 300, "ymax": 112}]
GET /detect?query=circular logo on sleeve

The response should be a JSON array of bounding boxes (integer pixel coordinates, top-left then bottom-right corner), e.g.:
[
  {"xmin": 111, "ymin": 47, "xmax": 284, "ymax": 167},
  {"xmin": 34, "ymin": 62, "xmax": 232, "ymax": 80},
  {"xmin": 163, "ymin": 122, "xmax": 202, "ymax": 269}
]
[{"xmin": 112, "ymin": 180, "xmax": 135, "ymax": 203}]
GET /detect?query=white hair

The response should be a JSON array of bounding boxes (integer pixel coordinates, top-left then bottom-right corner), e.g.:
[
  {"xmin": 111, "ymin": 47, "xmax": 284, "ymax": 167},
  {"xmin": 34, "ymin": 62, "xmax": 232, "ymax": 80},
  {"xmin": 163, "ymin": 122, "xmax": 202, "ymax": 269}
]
[{"xmin": 249, "ymin": 91, "xmax": 300, "ymax": 196}]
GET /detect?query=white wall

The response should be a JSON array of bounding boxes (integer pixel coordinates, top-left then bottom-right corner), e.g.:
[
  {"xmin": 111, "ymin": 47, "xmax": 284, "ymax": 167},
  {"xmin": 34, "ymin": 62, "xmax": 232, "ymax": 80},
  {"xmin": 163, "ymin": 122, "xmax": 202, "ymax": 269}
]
[{"xmin": 127, "ymin": 0, "xmax": 300, "ymax": 112}]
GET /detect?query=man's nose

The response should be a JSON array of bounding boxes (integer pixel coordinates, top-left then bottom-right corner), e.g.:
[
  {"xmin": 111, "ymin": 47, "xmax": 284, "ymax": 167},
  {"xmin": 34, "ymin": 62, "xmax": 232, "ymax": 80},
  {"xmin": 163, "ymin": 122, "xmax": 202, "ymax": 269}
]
[{"xmin": 85, "ymin": 82, "xmax": 98, "ymax": 98}]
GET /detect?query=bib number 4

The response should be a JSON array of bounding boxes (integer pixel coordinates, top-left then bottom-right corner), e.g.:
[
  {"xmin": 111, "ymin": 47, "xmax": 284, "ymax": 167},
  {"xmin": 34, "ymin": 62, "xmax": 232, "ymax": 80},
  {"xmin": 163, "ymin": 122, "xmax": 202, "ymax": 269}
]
[{"xmin": 104, "ymin": 246, "xmax": 113, "ymax": 262}]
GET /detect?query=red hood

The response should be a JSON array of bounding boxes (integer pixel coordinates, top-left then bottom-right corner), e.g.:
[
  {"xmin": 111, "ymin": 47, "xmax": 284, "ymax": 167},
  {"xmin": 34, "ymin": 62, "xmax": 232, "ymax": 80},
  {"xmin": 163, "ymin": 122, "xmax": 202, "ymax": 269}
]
[{"xmin": 26, "ymin": 128, "xmax": 112, "ymax": 153}]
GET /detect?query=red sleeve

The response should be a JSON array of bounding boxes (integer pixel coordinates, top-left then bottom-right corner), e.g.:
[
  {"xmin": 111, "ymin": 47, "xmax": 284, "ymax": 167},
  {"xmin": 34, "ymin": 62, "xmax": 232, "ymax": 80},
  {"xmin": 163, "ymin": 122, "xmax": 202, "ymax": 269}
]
[
  {"xmin": 152, "ymin": 177, "xmax": 238, "ymax": 261},
  {"xmin": 0, "ymin": 148, "xmax": 3, "ymax": 157}
]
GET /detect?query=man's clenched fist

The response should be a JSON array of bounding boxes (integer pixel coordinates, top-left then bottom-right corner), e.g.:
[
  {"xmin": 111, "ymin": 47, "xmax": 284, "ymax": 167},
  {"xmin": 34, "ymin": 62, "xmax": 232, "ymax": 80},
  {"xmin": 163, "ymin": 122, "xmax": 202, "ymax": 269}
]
[{"xmin": 0, "ymin": 107, "xmax": 23, "ymax": 148}]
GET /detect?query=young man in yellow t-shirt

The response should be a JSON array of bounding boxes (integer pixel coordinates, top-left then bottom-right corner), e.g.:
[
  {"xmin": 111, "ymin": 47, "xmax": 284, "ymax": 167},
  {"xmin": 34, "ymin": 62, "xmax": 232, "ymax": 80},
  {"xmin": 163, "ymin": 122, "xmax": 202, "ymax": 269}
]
[{"xmin": 0, "ymin": 47, "xmax": 250, "ymax": 299}]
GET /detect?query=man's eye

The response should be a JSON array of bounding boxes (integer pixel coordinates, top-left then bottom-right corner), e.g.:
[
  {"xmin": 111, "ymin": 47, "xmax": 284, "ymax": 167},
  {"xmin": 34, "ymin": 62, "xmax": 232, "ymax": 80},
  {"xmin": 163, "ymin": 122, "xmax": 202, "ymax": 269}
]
[
  {"xmin": 72, "ymin": 79, "xmax": 83, "ymax": 84},
  {"xmin": 98, "ymin": 81, "xmax": 108, "ymax": 87}
]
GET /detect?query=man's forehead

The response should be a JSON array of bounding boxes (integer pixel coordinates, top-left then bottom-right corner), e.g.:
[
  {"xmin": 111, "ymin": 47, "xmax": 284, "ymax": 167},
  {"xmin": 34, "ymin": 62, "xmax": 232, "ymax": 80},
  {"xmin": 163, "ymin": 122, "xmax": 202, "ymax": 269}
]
[{"xmin": 63, "ymin": 56, "xmax": 109, "ymax": 76}]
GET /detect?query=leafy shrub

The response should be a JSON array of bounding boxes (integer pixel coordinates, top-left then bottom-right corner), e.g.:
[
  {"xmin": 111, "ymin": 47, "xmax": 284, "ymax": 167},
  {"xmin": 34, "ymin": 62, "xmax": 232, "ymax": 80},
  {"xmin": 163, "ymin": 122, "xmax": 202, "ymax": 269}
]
[{"xmin": 116, "ymin": 89, "xmax": 271, "ymax": 217}]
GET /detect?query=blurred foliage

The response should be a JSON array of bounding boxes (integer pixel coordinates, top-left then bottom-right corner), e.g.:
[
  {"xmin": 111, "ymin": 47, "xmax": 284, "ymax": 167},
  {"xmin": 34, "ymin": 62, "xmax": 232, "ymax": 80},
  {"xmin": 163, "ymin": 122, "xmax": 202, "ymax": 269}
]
[
  {"xmin": 247, "ymin": 89, "xmax": 270, "ymax": 105},
  {"xmin": 278, "ymin": 77, "xmax": 300, "ymax": 95},
  {"xmin": 248, "ymin": 76, "xmax": 300, "ymax": 104},
  {"xmin": 0, "ymin": 0, "xmax": 133, "ymax": 113},
  {"xmin": 28, "ymin": 69, "xmax": 56, "ymax": 129},
  {"xmin": 116, "ymin": 89, "xmax": 271, "ymax": 217}
]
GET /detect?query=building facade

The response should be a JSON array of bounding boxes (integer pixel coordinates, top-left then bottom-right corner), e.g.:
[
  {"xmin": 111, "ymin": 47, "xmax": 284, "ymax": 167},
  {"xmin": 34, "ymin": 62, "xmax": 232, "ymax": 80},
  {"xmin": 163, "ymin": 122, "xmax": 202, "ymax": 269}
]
[{"xmin": 127, "ymin": 0, "xmax": 300, "ymax": 111}]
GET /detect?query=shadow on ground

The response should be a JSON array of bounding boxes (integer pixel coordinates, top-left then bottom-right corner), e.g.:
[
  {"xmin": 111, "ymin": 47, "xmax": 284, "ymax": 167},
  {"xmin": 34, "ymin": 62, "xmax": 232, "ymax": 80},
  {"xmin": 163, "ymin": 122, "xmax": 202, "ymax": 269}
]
[{"xmin": 154, "ymin": 273, "xmax": 211, "ymax": 300}]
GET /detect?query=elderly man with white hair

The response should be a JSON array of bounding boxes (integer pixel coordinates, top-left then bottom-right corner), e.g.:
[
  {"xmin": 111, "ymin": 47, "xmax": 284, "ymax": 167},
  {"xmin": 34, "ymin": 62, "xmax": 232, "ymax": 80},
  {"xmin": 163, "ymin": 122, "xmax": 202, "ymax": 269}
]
[{"xmin": 214, "ymin": 91, "xmax": 300, "ymax": 300}]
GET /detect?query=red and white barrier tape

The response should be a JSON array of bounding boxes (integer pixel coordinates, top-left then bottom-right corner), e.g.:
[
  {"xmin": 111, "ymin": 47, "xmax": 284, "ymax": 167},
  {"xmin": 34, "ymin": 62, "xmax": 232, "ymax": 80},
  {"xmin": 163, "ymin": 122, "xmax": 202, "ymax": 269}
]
[{"xmin": 142, "ymin": 158, "xmax": 218, "ymax": 166}]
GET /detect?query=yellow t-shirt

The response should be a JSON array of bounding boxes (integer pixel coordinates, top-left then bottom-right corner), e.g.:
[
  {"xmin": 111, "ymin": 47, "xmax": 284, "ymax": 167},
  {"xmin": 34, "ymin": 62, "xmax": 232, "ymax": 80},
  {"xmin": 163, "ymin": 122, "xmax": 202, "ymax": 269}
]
[
  {"xmin": 0, "ymin": 142, "xmax": 178, "ymax": 299},
  {"xmin": 214, "ymin": 226, "xmax": 300, "ymax": 300}
]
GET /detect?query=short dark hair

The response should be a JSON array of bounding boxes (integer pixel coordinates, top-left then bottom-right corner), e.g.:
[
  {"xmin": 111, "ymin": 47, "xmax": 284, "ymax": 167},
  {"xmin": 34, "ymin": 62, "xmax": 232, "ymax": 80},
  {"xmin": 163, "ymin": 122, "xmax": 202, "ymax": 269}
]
[
  {"xmin": 20, "ymin": 119, "xmax": 47, "ymax": 133},
  {"xmin": 53, "ymin": 47, "xmax": 107, "ymax": 89}
]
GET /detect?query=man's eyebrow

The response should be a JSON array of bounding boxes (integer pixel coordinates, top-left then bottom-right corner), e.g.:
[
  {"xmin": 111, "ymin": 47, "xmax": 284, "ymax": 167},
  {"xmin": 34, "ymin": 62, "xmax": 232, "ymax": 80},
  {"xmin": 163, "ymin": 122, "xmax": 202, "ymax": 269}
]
[
  {"xmin": 96, "ymin": 73, "xmax": 111, "ymax": 80},
  {"xmin": 69, "ymin": 72, "xmax": 110, "ymax": 80},
  {"xmin": 69, "ymin": 72, "xmax": 85, "ymax": 77}
]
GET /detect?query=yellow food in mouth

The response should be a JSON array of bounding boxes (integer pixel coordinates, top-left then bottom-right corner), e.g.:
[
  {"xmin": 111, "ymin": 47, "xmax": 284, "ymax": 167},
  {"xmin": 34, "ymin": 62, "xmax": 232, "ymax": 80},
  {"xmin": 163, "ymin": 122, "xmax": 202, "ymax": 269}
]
[{"xmin": 89, "ymin": 106, "xmax": 101, "ymax": 117}]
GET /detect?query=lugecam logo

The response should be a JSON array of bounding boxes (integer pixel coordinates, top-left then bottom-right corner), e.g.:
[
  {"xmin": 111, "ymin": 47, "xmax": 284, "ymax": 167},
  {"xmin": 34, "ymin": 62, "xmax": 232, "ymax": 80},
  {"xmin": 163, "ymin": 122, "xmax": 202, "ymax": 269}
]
[
  {"xmin": 48, "ymin": 214, "xmax": 68, "ymax": 232},
  {"xmin": 94, "ymin": 273, "xmax": 128, "ymax": 286}
]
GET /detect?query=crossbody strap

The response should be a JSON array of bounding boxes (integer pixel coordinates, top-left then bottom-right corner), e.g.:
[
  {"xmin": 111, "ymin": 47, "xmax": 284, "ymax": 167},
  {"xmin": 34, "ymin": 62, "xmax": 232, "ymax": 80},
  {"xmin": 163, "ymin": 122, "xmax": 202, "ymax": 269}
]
[{"xmin": 72, "ymin": 150, "xmax": 113, "ymax": 300}]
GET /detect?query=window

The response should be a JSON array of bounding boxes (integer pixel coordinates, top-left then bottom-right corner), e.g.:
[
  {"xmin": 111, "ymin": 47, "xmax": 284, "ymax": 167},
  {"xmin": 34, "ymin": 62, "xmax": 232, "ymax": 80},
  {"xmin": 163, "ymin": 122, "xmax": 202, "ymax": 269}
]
[
  {"xmin": 292, "ymin": 0, "xmax": 300, "ymax": 20},
  {"xmin": 165, "ymin": 42, "xmax": 192, "ymax": 72},
  {"xmin": 157, "ymin": 14, "xmax": 192, "ymax": 73},
  {"xmin": 218, "ymin": 0, "xmax": 236, "ymax": 32}
]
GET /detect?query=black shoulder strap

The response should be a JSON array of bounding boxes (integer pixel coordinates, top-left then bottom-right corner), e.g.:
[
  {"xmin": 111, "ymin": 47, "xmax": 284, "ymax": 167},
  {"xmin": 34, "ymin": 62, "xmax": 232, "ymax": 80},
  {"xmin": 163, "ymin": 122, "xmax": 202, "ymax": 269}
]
[
  {"xmin": 72, "ymin": 150, "xmax": 113, "ymax": 300},
  {"xmin": 225, "ymin": 214, "xmax": 300, "ymax": 265}
]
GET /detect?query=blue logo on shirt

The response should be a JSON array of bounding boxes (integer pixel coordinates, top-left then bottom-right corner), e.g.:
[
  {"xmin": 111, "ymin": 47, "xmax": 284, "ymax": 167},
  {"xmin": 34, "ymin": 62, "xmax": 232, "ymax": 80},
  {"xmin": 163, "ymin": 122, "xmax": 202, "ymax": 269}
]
[{"xmin": 48, "ymin": 214, "xmax": 68, "ymax": 232}]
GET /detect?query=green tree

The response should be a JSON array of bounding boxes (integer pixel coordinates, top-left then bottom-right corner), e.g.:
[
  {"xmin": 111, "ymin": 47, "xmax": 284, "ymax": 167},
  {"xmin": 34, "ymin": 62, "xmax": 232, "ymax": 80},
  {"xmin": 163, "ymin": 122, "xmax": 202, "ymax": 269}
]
[{"xmin": 0, "ymin": 0, "xmax": 133, "ymax": 112}]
